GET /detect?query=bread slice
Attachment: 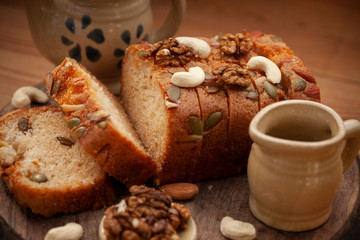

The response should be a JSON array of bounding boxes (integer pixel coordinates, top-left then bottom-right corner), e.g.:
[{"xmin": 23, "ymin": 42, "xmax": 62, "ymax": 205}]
[
  {"xmin": 45, "ymin": 58, "xmax": 157, "ymax": 186},
  {"xmin": 0, "ymin": 106, "xmax": 115, "ymax": 217},
  {"xmin": 121, "ymin": 44, "xmax": 203, "ymax": 185}
]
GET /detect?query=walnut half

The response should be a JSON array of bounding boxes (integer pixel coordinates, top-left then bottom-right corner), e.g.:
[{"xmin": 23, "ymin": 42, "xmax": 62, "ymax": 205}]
[
  {"xmin": 146, "ymin": 39, "xmax": 195, "ymax": 67},
  {"xmin": 213, "ymin": 65, "xmax": 251, "ymax": 87},
  {"xmin": 220, "ymin": 33, "xmax": 253, "ymax": 55}
]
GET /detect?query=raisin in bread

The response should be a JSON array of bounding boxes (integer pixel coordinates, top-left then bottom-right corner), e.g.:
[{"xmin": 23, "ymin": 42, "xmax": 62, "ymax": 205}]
[
  {"xmin": 121, "ymin": 32, "xmax": 320, "ymax": 185},
  {"xmin": 44, "ymin": 58, "xmax": 156, "ymax": 186},
  {"xmin": 0, "ymin": 106, "xmax": 115, "ymax": 217}
]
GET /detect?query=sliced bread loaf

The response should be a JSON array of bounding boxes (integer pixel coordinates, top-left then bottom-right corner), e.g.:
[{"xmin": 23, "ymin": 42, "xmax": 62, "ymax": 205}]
[
  {"xmin": 44, "ymin": 58, "xmax": 157, "ymax": 186},
  {"xmin": 0, "ymin": 106, "xmax": 115, "ymax": 217},
  {"xmin": 121, "ymin": 33, "xmax": 320, "ymax": 185}
]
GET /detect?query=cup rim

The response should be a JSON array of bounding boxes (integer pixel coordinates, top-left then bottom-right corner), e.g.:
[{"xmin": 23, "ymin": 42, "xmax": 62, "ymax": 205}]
[{"xmin": 249, "ymin": 100, "xmax": 345, "ymax": 149}]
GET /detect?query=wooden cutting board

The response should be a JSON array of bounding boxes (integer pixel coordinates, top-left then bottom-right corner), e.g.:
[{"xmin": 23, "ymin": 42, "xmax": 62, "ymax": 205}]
[{"xmin": 0, "ymin": 86, "xmax": 359, "ymax": 240}]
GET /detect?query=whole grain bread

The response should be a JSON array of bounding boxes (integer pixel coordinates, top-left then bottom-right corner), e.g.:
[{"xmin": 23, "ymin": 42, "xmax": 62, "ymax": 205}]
[
  {"xmin": 0, "ymin": 106, "xmax": 115, "ymax": 217},
  {"xmin": 45, "ymin": 58, "xmax": 157, "ymax": 186}
]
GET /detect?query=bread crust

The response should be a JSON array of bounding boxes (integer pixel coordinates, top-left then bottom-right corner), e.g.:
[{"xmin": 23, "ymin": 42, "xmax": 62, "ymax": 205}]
[
  {"xmin": 48, "ymin": 59, "xmax": 156, "ymax": 186},
  {"xmin": 249, "ymin": 31, "xmax": 320, "ymax": 102},
  {"xmin": 192, "ymin": 86, "xmax": 230, "ymax": 180},
  {"xmin": 0, "ymin": 106, "xmax": 115, "ymax": 217}
]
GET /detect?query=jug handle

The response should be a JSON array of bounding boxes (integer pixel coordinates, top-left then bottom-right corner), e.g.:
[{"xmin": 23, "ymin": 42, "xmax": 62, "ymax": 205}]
[
  {"xmin": 342, "ymin": 119, "xmax": 360, "ymax": 173},
  {"xmin": 150, "ymin": 0, "xmax": 186, "ymax": 43}
]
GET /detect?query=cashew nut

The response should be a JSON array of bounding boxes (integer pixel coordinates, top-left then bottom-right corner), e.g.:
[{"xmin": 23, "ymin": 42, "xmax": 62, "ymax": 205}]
[
  {"xmin": 246, "ymin": 56, "xmax": 281, "ymax": 84},
  {"xmin": 220, "ymin": 216, "xmax": 256, "ymax": 240},
  {"xmin": 60, "ymin": 104, "xmax": 85, "ymax": 112},
  {"xmin": 11, "ymin": 86, "xmax": 48, "ymax": 109},
  {"xmin": 171, "ymin": 67, "xmax": 205, "ymax": 87},
  {"xmin": 175, "ymin": 37, "xmax": 211, "ymax": 58},
  {"xmin": 44, "ymin": 222, "xmax": 83, "ymax": 240}
]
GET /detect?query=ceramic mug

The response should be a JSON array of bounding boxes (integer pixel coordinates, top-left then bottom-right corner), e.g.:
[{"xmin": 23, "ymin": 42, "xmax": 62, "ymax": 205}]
[
  {"xmin": 24, "ymin": 0, "xmax": 186, "ymax": 91},
  {"xmin": 247, "ymin": 100, "xmax": 360, "ymax": 232}
]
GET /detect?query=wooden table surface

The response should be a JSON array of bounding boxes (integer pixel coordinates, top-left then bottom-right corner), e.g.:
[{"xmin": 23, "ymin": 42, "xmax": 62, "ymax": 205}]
[{"xmin": 0, "ymin": 0, "xmax": 360, "ymax": 239}]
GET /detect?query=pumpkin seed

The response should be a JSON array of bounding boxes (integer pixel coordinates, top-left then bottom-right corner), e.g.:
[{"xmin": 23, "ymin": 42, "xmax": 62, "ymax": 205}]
[
  {"xmin": 246, "ymin": 91, "xmax": 259, "ymax": 101},
  {"xmin": 18, "ymin": 117, "xmax": 31, "ymax": 133},
  {"xmin": 205, "ymin": 112, "xmax": 222, "ymax": 130},
  {"xmin": 205, "ymin": 86, "xmax": 220, "ymax": 94},
  {"xmin": 167, "ymin": 85, "xmax": 181, "ymax": 102},
  {"xmin": 276, "ymin": 83, "xmax": 285, "ymax": 90},
  {"xmin": 73, "ymin": 126, "xmax": 86, "ymax": 138},
  {"xmin": 292, "ymin": 78, "xmax": 306, "ymax": 91},
  {"xmin": 57, "ymin": 137, "xmax": 74, "ymax": 147},
  {"xmin": 161, "ymin": 72, "xmax": 173, "ymax": 78},
  {"xmin": 177, "ymin": 134, "xmax": 203, "ymax": 143},
  {"xmin": 264, "ymin": 81, "xmax": 278, "ymax": 99},
  {"xmin": 189, "ymin": 116, "xmax": 203, "ymax": 135},
  {"xmin": 96, "ymin": 120, "xmax": 108, "ymax": 128},
  {"xmin": 66, "ymin": 118, "xmax": 81, "ymax": 129},
  {"xmin": 271, "ymin": 36, "xmax": 282, "ymax": 42},
  {"xmin": 51, "ymin": 80, "xmax": 61, "ymax": 95},
  {"xmin": 29, "ymin": 173, "xmax": 47, "ymax": 183},
  {"xmin": 137, "ymin": 50, "xmax": 150, "ymax": 57}
]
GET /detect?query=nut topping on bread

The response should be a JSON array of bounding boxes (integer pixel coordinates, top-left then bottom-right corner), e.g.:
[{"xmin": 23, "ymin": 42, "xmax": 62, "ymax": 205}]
[
  {"xmin": 171, "ymin": 66, "xmax": 206, "ymax": 87},
  {"xmin": 138, "ymin": 38, "xmax": 195, "ymax": 67},
  {"xmin": 247, "ymin": 56, "xmax": 281, "ymax": 84},
  {"xmin": 220, "ymin": 33, "xmax": 253, "ymax": 55},
  {"xmin": 175, "ymin": 36, "xmax": 211, "ymax": 58}
]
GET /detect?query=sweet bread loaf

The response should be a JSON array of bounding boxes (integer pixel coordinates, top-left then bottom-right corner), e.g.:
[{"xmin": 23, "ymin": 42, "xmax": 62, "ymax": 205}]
[
  {"xmin": 45, "ymin": 58, "xmax": 157, "ymax": 186},
  {"xmin": 0, "ymin": 106, "xmax": 115, "ymax": 217},
  {"xmin": 121, "ymin": 31, "xmax": 320, "ymax": 185},
  {"xmin": 43, "ymin": 31, "xmax": 320, "ymax": 186}
]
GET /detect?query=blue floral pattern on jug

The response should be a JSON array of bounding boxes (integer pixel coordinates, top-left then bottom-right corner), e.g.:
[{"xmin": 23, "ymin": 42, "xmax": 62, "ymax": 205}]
[
  {"xmin": 114, "ymin": 24, "xmax": 149, "ymax": 69},
  {"xmin": 61, "ymin": 15, "xmax": 104, "ymax": 63}
]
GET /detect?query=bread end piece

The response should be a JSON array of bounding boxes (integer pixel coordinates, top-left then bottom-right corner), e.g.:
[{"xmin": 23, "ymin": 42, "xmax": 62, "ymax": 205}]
[{"xmin": 0, "ymin": 106, "xmax": 115, "ymax": 217}]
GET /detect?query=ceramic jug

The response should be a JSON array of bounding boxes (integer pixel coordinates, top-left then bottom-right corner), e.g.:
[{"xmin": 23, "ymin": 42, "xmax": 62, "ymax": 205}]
[
  {"xmin": 247, "ymin": 100, "xmax": 360, "ymax": 232},
  {"xmin": 24, "ymin": 0, "xmax": 186, "ymax": 91}
]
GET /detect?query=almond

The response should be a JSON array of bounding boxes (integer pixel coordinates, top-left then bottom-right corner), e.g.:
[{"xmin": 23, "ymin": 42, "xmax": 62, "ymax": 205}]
[{"xmin": 159, "ymin": 183, "xmax": 199, "ymax": 200}]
